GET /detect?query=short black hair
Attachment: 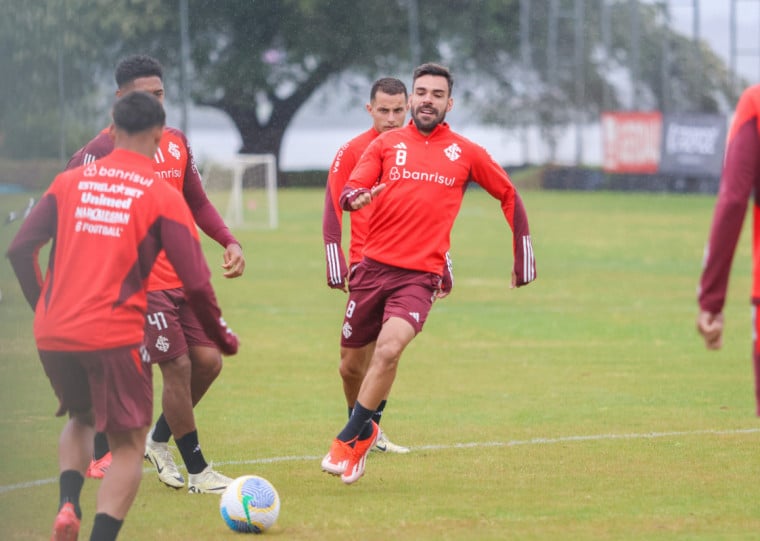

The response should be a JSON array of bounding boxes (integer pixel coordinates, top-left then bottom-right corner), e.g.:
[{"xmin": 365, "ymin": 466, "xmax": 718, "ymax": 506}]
[
  {"xmin": 114, "ymin": 54, "xmax": 163, "ymax": 88},
  {"xmin": 412, "ymin": 63, "xmax": 454, "ymax": 94},
  {"xmin": 370, "ymin": 78, "xmax": 408, "ymax": 101},
  {"xmin": 112, "ymin": 91, "xmax": 166, "ymax": 135}
]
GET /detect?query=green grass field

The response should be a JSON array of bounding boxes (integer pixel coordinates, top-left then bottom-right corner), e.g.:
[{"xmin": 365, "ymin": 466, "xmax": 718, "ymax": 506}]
[{"xmin": 1, "ymin": 187, "xmax": 759, "ymax": 540}]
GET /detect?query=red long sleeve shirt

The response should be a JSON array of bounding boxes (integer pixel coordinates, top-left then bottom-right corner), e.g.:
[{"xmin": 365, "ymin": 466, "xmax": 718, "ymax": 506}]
[
  {"xmin": 340, "ymin": 121, "xmax": 536, "ymax": 286},
  {"xmin": 67, "ymin": 126, "xmax": 238, "ymax": 291},
  {"xmin": 699, "ymin": 84, "xmax": 760, "ymax": 313},
  {"xmin": 7, "ymin": 149, "xmax": 236, "ymax": 354}
]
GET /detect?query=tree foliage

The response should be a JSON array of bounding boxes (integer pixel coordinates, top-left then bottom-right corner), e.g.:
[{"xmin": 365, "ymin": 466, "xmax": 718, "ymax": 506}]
[
  {"xmin": 0, "ymin": 0, "xmax": 175, "ymax": 160},
  {"xmin": 0, "ymin": 0, "xmax": 741, "ymax": 165}
]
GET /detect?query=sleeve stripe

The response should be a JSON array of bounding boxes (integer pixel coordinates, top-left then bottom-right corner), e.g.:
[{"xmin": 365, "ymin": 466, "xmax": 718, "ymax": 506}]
[
  {"xmin": 445, "ymin": 251, "xmax": 454, "ymax": 287},
  {"xmin": 326, "ymin": 242, "xmax": 341, "ymax": 284},
  {"xmin": 522, "ymin": 235, "xmax": 535, "ymax": 283}
]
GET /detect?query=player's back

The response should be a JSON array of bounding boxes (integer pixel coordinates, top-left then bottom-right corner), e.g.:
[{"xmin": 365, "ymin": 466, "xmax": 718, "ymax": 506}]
[
  {"xmin": 33, "ymin": 148, "xmax": 196, "ymax": 351},
  {"xmin": 68, "ymin": 126, "xmax": 195, "ymax": 291}
]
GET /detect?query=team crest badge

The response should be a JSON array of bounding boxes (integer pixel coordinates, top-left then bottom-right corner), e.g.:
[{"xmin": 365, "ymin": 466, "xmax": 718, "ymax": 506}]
[{"xmin": 444, "ymin": 143, "xmax": 461, "ymax": 161}]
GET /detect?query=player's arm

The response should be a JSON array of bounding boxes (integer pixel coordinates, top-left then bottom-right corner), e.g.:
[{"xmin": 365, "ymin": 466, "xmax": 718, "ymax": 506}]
[
  {"xmin": 65, "ymin": 148, "xmax": 85, "ymax": 170},
  {"xmin": 698, "ymin": 112, "xmax": 758, "ymax": 316},
  {"xmin": 159, "ymin": 192, "xmax": 239, "ymax": 355},
  {"xmin": 472, "ymin": 150, "xmax": 536, "ymax": 287},
  {"xmin": 6, "ymin": 193, "xmax": 57, "ymax": 309},
  {"xmin": 181, "ymin": 142, "xmax": 245, "ymax": 278},
  {"xmin": 323, "ymin": 144, "xmax": 356, "ymax": 290},
  {"xmin": 339, "ymin": 139, "xmax": 385, "ymax": 211},
  {"xmin": 697, "ymin": 88, "xmax": 760, "ymax": 348}
]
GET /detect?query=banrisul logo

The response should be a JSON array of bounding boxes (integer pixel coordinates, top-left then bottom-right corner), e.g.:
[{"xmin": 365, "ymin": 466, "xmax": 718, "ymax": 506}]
[{"xmin": 392, "ymin": 168, "xmax": 456, "ymax": 186}]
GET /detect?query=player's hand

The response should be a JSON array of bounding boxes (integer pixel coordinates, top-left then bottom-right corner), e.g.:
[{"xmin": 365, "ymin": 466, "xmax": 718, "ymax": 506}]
[
  {"xmin": 696, "ymin": 310, "xmax": 724, "ymax": 350},
  {"xmin": 510, "ymin": 271, "xmax": 517, "ymax": 289},
  {"xmin": 350, "ymin": 183, "xmax": 386, "ymax": 210},
  {"xmin": 438, "ymin": 252, "xmax": 453, "ymax": 299},
  {"xmin": 222, "ymin": 243, "xmax": 245, "ymax": 278},
  {"xmin": 326, "ymin": 249, "xmax": 348, "ymax": 291},
  {"xmin": 217, "ymin": 316, "xmax": 240, "ymax": 355},
  {"xmin": 328, "ymin": 275, "xmax": 347, "ymax": 292}
]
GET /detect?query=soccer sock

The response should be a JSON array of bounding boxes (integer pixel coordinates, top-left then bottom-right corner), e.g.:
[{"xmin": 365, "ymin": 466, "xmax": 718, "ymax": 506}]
[
  {"xmin": 372, "ymin": 399, "xmax": 387, "ymax": 425},
  {"xmin": 337, "ymin": 401, "xmax": 374, "ymax": 444},
  {"xmin": 151, "ymin": 413, "xmax": 172, "ymax": 444},
  {"xmin": 59, "ymin": 470, "xmax": 84, "ymax": 519},
  {"xmin": 90, "ymin": 513, "xmax": 123, "ymax": 541},
  {"xmin": 176, "ymin": 430, "xmax": 208, "ymax": 475},
  {"xmin": 347, "ymin": 405, "xmax": 354, "ymax": 420},
  {"xmin": 92, "ymin": 432, "xmax": 109, "ymax": 460}
]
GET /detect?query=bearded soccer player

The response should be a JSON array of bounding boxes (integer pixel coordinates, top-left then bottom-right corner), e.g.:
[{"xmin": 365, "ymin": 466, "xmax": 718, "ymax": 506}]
[
  {"xmin": 67, "ymin": 55, "xmax": 245, "ymax": 493},
  {"xmin": 697, "ymin": 83, "xmax": 760, "ymax": 414},
  {"xmin": 323, "ymin": 77, "xmax": 455, "ymax": 455},
  {"xmin": 320, "ymin": 62, "xmax": 537, "ymax": 484},
  {"xmin": 8, "ymin": 91, "xmax": 238, "ymax": 541}
]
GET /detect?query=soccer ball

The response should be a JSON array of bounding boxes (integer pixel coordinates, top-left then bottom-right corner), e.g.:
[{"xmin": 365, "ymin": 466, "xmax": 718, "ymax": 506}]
[{"xmin": 219, "ymin": 475, "xmax": 280, "ymax": 534}]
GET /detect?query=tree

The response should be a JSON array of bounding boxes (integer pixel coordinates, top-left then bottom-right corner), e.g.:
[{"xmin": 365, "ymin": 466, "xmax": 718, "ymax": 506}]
[
  {"xmin": 186, "ymin": 1, "xmax": 412, "ymax": 159},
  {"xmin": 0, "ymin": 0, "xmax": 173, "ymax": 160},
  {"xmin": 0, "ymin": 0, "xmax": 740, "ymax": 166}
]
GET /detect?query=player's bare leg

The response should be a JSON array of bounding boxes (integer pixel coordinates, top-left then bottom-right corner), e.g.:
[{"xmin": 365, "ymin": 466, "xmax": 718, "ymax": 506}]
[
  {"xmin": 144, "ymin": 354, "xmax": 193, "ymax": 489},
  {"xmin": 188, "ymin": 345, "xmax": 223, "ymax": 405},
  {"xmin": 159, "ymin": 353, "xmax": 195, "ymax": 437},
  {"xmin": 58, "ymin": 411, "xmax": 95, "ymax": 476},
  {"xmin": 340, "ymin": 344, "xmax": 373, "ymax": 407},
  {"xmin": 341, "ymin": 342, "xmax": 409, "ymax": 453},
  {"xmin": 356, "ymin": 317, "xmax": 416, "ymax": 414},
  {"xmin": 323, "ymin": 318, "xmax": 415, "ymax": 482},
  {"xmin": 52, "ymin": 409, "xmax": 94, "ymax": 538},
  {"xmin": 146, "ymin": 347, "xmax": 229, "ymax": 492},
  {"xmin": 99, "ymin": 427, "xmax": 149, "ymax": 518}
]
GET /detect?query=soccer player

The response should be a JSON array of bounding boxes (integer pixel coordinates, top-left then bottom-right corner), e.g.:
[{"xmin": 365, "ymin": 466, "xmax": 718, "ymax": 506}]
[
  {"xmin": 697, "ymin": 83, "xmax": 760, "ymax": 414},
  {"xmin": 323, "ymin": 77, "xmax": 454, "ymax": 454},
  {"xmin": 7, "ymin": 91, "xmax": 238, "ymax": 541},
  {"xmin": 67, "ymin": 55, "xmax": 244, "ymax": 493},
  {"xmin": 320, "ymin": 62, "xmax": 537, "ymax": 484}
]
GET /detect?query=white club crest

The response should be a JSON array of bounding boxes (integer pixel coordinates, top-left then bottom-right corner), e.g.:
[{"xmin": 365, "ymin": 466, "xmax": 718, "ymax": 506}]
[{"xmin": 444, "ymin": 143, "xmax": 461, "ymax": 162}]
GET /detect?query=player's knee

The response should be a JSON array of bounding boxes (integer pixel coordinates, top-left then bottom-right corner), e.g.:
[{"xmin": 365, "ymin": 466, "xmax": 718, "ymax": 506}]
[
  {"xmin": 160, "ymin": 357, "xmax": 192, "ymax": 391},
  {"xmin": 340, "ymin": 348, "xmax": 369, "ymax": 380},
  {"xmin": 191, "ymin": 352, "xmax": 223, "ymax": 382},
  {"xmin": 339, "ymin": 360, "xmax": 364, "ymax": 382}
]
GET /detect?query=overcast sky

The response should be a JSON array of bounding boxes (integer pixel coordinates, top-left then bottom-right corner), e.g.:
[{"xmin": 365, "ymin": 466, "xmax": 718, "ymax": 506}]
[{"xmin": 663, "ymin": 0, "xmax": 759, "ymax": 82}]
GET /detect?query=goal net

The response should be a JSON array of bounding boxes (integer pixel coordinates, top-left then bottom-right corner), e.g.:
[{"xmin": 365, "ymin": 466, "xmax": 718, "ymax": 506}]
[{"xmin": 202, "ymin": 154, "xmax": 278, "ymax": 229}]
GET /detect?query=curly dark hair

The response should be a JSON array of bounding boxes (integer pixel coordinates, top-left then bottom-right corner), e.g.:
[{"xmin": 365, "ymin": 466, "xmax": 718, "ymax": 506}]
[{"xmin": 114, "ymin": 55, "xmax": 163, "ymax": 89}]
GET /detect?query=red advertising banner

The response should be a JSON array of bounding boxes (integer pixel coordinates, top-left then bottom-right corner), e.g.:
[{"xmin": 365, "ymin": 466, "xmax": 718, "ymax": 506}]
[{"xmin": 601, "ymin": 112, "xmax": 662, "ymax": 173}]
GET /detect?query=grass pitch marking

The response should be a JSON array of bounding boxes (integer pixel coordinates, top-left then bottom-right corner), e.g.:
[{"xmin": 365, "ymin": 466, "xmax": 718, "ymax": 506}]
[{"xmin": 2, "ymin": 427, "xmax": 758, "ymax": 495}]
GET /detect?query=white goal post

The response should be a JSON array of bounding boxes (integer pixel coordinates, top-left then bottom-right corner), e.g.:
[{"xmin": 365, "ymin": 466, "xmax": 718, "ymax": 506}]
[{"xmin": 203, "ymin": 153, "xmax": 278, "ymax": 229}]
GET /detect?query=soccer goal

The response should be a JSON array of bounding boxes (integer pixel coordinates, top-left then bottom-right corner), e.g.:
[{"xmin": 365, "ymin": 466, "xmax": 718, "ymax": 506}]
[{"xmin": 202, "ymin": 153, "xmax": 278, "ymax": 229}]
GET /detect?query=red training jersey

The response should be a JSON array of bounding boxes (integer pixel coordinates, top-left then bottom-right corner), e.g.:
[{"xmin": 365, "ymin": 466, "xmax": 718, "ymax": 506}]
[
  {"xmin": 67, "ymin": 126, "xmax": 238, "ymax": 291},
  {"xmin": 699, "ymin": 84, "xmax": 760, "ymax": 312},
  {"xmin": 340, "ymin": 121, "xmax": 536, "ymax": 286},
  {"xmin": 323, "ymin": 127, "xmax": 380, "ymax": 286},
  {"xmin": 7, "ymin": 149, "xmax": 237, "ymax": 354}
]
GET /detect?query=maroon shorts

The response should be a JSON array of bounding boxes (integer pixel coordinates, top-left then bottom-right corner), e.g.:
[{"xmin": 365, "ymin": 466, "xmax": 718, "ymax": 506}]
[
  {"xmin": 38, "ymin": 344, "xmax": 153, "ymax": 433},
  {"xmin": 341, "ymin": 258, "xmax": 441, "ymax": 348},
  {"xmin": 144, "ymin": 288, "xmax": 216, "ymax": 364}
]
